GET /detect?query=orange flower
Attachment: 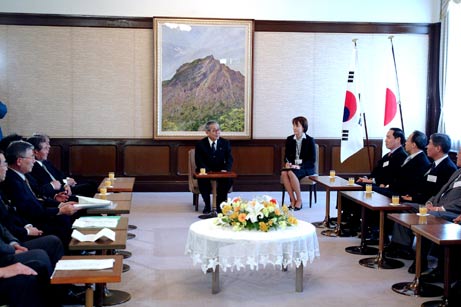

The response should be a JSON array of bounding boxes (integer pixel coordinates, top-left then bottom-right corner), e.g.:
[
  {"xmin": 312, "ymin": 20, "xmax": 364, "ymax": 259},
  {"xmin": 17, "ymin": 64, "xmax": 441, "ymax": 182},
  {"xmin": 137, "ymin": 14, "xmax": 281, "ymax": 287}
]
[
  {"xmin": 238, "ymin": 213, "xmax": 247, "ymax": 223},
  {"xmin": 230, "ymin": 212, "xmax": 239, "ymax": 220},
  {"xmin": 288, "ymin": 216, "xmax": 298, "ymax": 225},
  {"xmin": 259, "ymin": 222, "xmax": 268, "ymax": 232},
  {"xmin": 274, "ymin": 208, "xmax": 281, "ymax": 216}
]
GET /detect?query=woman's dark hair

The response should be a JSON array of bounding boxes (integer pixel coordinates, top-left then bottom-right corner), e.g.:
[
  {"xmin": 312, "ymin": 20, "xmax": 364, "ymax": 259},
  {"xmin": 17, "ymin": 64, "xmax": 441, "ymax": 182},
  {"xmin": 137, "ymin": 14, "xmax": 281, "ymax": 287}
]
[{"xmin": 292, "ymin": 116, "xmax": 308, "ymax": 133}]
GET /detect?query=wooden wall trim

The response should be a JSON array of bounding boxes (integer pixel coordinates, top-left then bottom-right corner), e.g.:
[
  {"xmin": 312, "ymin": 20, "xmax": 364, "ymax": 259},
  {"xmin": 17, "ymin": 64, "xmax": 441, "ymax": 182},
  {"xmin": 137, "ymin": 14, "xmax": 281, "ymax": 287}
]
[
  {"xmin": 48, "ymin": 138, "xmax": 384, "ymax": 192},
  {"xmin": 0, "ymin": 13, "xmax": 434, "ymax": 35}
]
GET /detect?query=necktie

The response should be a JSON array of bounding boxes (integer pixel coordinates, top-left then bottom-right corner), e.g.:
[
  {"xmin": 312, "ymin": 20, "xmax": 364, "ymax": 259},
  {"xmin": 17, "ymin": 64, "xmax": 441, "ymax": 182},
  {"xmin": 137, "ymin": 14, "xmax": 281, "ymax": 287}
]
[
  {"xmin": 211, "ymin": 142, "xmax": 216, "ymax": 153},
  {"xmin": 424, "ymin": 162, "xmax": 436, "ymax": 176},
  {"xmin": 401, "ymin": 156, "xmax": 412, "ymax": 167},
  {"xmin": 41, "ymin": 163, "xmax": 56, "ymax": 181},
  {"xmin": 24, "ymin": 178, "xmax": 37, "ymax": 198}
]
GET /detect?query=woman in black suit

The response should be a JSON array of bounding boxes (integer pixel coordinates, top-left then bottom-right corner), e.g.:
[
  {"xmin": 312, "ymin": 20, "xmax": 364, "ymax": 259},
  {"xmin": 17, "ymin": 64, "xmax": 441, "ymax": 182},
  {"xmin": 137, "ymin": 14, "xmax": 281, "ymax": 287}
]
[{"xmin": 281, "ymin": 116, "xmax": 316, "ymax": 210}]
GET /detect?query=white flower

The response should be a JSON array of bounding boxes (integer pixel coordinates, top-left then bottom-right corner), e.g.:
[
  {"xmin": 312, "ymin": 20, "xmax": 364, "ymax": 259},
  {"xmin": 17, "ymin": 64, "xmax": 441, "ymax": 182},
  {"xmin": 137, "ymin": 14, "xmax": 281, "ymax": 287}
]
[{"xmin": 245, "ymin": 200, "xmax": 265, "ymax": 223}]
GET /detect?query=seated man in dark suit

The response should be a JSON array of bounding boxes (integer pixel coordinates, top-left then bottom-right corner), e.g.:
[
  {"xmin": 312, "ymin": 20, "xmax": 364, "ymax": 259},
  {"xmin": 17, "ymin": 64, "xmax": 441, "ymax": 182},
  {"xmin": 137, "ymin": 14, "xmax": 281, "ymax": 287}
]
[
  {"xmin": 341, "ymin": 128, "xmax": 407, "ymax": 231},
  {"xmin": 28, "ymin": 134, "xmax": 97, "ymax": 197},
  {"xmin": 374, "ymin": 130, "xmax": 431, "ymax": 197},
  {"xmin": 0, "ymin": 150, "xmax": 47, "ymax": 244},
  {"xmin": 195, "ymin": 120, "xmax": 233, "ymax": 214},
  {"xmin": 357, "ymin": 127, "xmax": 408, "ymax": 186},
  {"xmin": 401, "ymin": 133, "xmax": 457, "ymax": 203},
  {"xmin": 2, "ymin": 141, "xmax": 79, "ymax": 247}
]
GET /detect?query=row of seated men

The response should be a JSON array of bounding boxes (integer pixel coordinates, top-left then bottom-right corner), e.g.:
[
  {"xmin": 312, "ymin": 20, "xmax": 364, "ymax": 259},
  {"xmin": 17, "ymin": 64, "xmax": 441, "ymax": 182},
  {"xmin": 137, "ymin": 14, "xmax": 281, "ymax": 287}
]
[
  {"xmin": 342, "ymin": 128, "xmax": 461, "ymax": 283},
  {"xmin": 0, "ymin": 133, "xmax": 97, "ymax": 307}
]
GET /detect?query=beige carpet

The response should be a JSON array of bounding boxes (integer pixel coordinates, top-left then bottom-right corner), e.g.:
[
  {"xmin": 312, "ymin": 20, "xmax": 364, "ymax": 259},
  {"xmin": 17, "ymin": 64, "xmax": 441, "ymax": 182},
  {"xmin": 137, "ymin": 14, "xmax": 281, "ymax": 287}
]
[{"xmin": 102, "ymin": 191, "xmax": 436, "ymax": 307}]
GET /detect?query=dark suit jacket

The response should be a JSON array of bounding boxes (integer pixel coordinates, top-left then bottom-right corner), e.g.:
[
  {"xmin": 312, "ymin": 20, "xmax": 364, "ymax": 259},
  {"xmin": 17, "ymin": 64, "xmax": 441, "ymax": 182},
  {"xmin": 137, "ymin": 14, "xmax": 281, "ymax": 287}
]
[
  {"xmin": 429, "ymin": 168, "xmax": 461, "ymax": 214},
  {"xmin": 0, "ymin": 192, "xmax": 31, "ymax": 242},
  {"xmin": 410, "ymin": 156, "xmax": 457, "ymax": 203},
  {"xmin": 30, "ymin": 161, "xmax": 63, "ymax": 197},
  {"xmin": 371, "ymin": 146, "xmax": 407, "ymax": 186},
  {"xmin": 390, "ymin": 151, "xmax": 431, "ymax": 195},
  {"xmin": 195, "ymin": 137, "xmax": 233, "ymax": 172},
  {"xmin": 284, "ymin": 134, "xmax": 316, "ymax": 174},
  {"xmin": 2, "ymin": 170, "xmax": 59, "ymax": 226}
]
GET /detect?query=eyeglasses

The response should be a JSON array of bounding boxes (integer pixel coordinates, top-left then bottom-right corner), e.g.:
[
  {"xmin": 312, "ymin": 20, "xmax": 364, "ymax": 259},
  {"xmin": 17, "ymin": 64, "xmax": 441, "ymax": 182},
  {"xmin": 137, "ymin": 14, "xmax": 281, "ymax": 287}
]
[{"xmin": 20, "ymin": 156, "xmax": 35, "ymax": 161}]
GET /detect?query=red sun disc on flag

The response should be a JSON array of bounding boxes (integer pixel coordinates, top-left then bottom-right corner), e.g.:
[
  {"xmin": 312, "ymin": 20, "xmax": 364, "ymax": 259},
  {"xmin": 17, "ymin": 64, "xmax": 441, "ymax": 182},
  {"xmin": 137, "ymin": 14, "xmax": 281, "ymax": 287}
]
[{"xmin": 343, "ymin": 90, "xmax": 357, "ymax": 122}]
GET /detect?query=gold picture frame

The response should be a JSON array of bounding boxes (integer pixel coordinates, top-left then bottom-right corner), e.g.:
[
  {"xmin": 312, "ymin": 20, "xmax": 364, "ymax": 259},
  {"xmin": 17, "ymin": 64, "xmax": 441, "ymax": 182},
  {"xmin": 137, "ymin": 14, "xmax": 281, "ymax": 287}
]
[{"xmin": 153, "ymin": 17, "xmax": 254, "ymax": 139}]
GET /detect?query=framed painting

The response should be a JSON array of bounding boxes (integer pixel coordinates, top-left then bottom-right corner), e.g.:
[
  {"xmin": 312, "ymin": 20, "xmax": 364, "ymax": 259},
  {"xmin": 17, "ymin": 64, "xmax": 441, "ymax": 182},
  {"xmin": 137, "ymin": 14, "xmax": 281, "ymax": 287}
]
[{"xmin": 153, "ymin": 17, "xmax": 254, "ymax": 139}]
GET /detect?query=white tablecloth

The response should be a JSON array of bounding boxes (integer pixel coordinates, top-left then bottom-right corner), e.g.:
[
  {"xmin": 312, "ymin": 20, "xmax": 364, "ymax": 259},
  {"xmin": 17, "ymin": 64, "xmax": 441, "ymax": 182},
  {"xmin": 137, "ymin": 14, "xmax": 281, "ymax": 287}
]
[{"xmin": 185, "ymin": 218, "xmax": 320, "ymax": 273}]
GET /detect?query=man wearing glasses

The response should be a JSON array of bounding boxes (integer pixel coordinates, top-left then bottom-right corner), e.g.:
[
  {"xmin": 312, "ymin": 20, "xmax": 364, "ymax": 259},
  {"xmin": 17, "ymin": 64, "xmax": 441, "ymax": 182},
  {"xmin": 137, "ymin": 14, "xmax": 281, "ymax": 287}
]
[{"xmin": 195, "ymin": 120, "xmax": 233, "ymax": 214}]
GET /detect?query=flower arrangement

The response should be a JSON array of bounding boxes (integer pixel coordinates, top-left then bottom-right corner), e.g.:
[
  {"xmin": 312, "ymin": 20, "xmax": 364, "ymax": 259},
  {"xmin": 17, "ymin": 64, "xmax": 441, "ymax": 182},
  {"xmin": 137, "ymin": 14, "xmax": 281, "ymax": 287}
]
[{"xmin": 215, "ymin": 195, "xmax": 298, "ymax": 232}]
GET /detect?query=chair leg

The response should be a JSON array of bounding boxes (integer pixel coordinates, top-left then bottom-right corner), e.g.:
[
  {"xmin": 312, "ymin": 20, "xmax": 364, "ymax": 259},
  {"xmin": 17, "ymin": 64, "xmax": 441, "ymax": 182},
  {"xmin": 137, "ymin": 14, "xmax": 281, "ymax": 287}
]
[
  {"xmin": 193, "ymin": 193, "xmax": 199, "ymax": 211},
  {"xmin": 313, "ymin": 185, "xmax": 317, "ymax": 203},
  {"xmin": 281, "ymin": 185, "xmax": 286, "ymax": 206},
  {"xmin": 309, "ymin": 186, "xmax": 313, "ymax": 208}
]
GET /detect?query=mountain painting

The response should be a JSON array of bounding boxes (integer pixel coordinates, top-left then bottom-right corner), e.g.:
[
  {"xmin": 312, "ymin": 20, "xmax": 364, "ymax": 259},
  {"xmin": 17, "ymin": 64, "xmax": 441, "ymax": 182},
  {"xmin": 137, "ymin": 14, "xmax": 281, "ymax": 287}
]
[{"xmin": 154, "ymin": 18, "xmax": 253, "ymax": 139}]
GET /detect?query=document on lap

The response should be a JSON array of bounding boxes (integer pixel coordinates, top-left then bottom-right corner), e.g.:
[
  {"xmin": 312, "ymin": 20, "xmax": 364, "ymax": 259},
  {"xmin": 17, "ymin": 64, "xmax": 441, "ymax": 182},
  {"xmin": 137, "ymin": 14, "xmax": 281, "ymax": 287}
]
[
  {"xmin": 55, "ymin": 259, "xmax": 115, "ymax": 270},
  {"xmin": 72, "ymin": 216, "xmax": 120, "ymax": 228},
  {"xmin": 71, "ymin": 228, "xmax": 116, "ymax": 242},
  {"xmin": 74, "ymin": 195, "xmax": 112, "ymax": 209}
]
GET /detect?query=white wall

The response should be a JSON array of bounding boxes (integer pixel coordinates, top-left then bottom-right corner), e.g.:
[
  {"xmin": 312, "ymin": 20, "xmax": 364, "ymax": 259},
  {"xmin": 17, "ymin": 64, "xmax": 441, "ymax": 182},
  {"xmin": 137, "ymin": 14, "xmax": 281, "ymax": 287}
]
[{"xmin": 0, "ymin": 0, "xmax": 440, "ymax": 23}]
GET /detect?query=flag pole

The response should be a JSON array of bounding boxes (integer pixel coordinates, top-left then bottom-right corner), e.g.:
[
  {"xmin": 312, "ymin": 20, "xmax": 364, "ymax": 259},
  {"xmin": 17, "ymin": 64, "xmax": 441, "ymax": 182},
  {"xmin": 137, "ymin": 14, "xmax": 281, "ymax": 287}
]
[
  {"xmin": 353, "ymin": 38, "xmax": 373, "ymax": 173},
  {"xmin": 388, "ymin": 35, "xmax": 405, "ymax": 135}
]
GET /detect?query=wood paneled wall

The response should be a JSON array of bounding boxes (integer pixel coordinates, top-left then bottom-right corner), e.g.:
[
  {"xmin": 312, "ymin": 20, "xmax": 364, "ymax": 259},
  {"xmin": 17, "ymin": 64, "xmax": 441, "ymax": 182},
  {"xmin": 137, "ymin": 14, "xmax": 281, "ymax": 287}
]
[{"xmin": 48, "ymin": 138, "xmax": 383, "ymax": 192}]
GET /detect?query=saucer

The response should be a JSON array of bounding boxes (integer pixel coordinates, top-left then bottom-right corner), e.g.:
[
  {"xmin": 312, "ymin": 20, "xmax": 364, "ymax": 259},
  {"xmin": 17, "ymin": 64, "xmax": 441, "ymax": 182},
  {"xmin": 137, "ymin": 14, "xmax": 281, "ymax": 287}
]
[
  {"xmin": 364, "ymin": 191, "xmax": 373, "ymax": 194},
  {"xmin": 389, "ymin": 203, "xmax": 400, "ymax": 206},
  {"xmin": 98, "ymin": 192, "xmax": 112, "ymax": 196},
  {"xmin": 198, "ymin": 173, "xmax": 207, "ymax": 176},
  {"xmin": 417, "ymin": 213, "xmax": 429, "ymax": 217}
]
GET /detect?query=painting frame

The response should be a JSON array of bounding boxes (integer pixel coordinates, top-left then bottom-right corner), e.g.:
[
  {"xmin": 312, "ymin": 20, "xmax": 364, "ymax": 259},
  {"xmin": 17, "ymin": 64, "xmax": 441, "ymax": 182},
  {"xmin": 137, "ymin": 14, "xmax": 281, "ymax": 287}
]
[{"xmin": 153, "ymin": 17, "xmax": 254, "ymax": 140}]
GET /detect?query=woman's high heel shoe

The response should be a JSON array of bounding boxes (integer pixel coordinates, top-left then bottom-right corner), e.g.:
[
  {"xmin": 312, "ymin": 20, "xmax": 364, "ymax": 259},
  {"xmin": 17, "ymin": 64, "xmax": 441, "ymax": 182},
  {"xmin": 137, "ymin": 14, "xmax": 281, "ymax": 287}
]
[{"xmin": 294, "ymin": 202, "xmax": 303, "ymax": 211}]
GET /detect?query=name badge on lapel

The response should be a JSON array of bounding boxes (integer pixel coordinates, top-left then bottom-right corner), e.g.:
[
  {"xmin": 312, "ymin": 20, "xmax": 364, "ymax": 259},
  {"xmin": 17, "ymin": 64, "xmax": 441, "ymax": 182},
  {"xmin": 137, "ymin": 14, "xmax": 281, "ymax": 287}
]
[
  {"xmin": 383, "ymin": 161, "xmax": 389, "ymax": 167},
  {"xmin": 427, "ymin": 175, "xmax": 437, "ymax": 183}
]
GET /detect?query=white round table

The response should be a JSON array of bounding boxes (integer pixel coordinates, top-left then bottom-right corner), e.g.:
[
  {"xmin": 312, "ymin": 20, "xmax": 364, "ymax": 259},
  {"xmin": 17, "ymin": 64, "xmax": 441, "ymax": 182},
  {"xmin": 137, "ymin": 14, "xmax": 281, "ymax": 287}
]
[{"xmin": 185, "ymin": 218, "xmax": 320, "ymax": 293}]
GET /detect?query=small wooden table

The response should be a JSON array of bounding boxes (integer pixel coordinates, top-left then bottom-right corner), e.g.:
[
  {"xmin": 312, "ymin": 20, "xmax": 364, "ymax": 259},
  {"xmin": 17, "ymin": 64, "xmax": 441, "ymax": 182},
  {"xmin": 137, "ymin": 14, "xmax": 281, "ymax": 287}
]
[
  {"xmin": 51, "ymin": 255, "xmax": 123, "ymax": 307},
  {"xmin": 87, "ymin": 200, "xmax": 131, "ymax": 215},
  {"xmin": 98, "ymin": 177, "xmax": 135, "ymax": 193},
  {"xmin": 194, "ymin": 171, "xmax": 237, "ymax": 219},
  {"xmin": 412, "ymin": 223, "xmax": 461, "ymax": 307},
  {"xmin": 388, "ymin": 213, "xmax": 447, "ymax": 297},
  {"xmin": 73, "ymin": 216, "xmax": 129, "ymax": 230},
  {"xmin": 68, "ymin": 229, "xmax": 130, "ymax": 306},
  {"xmin": 69, "ymin": 229, "xmax": 127, "ymax": 251},
  {"xmin": 341, "ymin": 191, "xmax": 412, "ymax": 269},
  {"xmin": 94, "ymin": 192, "xmax": 132, "ymax": 201},
  {"xmin": 308, "ymin": 176, "xmax": 362, "ymax": 235}
]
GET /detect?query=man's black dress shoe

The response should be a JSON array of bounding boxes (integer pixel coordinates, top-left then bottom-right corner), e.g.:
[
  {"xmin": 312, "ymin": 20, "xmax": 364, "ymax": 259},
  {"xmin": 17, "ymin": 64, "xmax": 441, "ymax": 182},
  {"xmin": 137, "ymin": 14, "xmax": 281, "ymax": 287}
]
[
  {"xmin": 420, "ymin": 268, "xmax": 443, "ymax": 283},
  {"xmin": 202, "ymin": 207, "xmax": 211, "ymax": 214},
  {"xmin": 408, "ymin": 260, "xmax": 428, "ymax": 274}
]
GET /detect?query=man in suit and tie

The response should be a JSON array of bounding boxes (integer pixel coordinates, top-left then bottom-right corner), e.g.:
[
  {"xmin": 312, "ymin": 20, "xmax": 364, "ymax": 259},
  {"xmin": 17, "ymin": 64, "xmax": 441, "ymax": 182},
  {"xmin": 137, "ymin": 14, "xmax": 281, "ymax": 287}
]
[
  {"xmin": 357, "ymin": 127, "xmax": 408, "ymax": 187},
  {"xmin": 374, "ymin": 130, "xmax": 431, "ymax": 197},
  {"xmin": 401, "ymin": 133, "xmax": 457, "ymax": 203},
  {"xmin": 195, "ymin": 120, "xmax": 233, "ymax": 214},
  {"xmin": 341, "ymin": 128, "xmax": 408, "ymax": 234},
  {"xmin": 27, "ymin": 134, "xmax": 97, "ymax": 197},
  {"xmin": 2, "ymin": 140, "xmax": 78, "ymax": 247}
]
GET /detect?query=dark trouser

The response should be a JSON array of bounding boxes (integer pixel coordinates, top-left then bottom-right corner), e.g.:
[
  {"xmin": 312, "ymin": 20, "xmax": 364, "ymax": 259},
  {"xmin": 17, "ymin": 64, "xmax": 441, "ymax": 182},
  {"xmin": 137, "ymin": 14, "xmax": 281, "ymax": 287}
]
[
  {"xmin": 198, "ymin": 178, "xmax": 233, "ymax": 212},
  {"xmin": 22, "ymin": 235, "xmax": 64, "ymax": 268},
  {"xmin": 0, "ymin": 273, "xmax": 46, "ymax": 307}
]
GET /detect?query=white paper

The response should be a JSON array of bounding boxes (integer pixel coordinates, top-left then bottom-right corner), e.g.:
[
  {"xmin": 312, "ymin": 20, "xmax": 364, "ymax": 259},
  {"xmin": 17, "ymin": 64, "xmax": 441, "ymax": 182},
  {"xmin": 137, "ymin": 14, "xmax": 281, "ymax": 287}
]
[
  {"xmin": 74, "ymin": 196, "xmax": 112, "ymax": 209},
  {"xmin": 55, "ymin": 259, "xmax": 115, "ymax": 270},
  {"xmin": 72, "ymin": 216, "xmax": 120, "ymax": 228},
  {"xmin": 71, "ymin": 228, "xmax": 115, "ymax": 242}
]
